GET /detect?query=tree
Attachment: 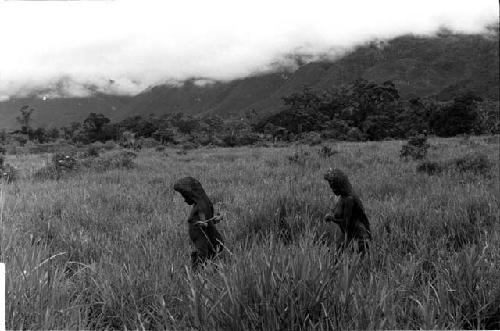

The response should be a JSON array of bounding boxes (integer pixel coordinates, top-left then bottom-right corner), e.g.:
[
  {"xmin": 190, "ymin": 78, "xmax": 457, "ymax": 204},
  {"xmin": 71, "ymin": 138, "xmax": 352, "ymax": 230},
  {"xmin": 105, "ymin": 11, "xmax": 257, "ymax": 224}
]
[
  {"xmin": 153, "ymin": 128, "xmax": 176, "ymax": 144},
  {"xmin": 200, "ymin": 115, "xmax": 224, "ymax": 143},
  {"xmin": 30, "ymin": 127, "xmax": 48, "ymax": 143},
  {"xmin": 430, "ymin": 91, "xmax": 482, "ymax": 137},
  {"xmin": 82, "ymin": 113, "xmax": 111, "ymax": 142},
  {"xmin": 395, "ymin": 98, "xmax": 434, "ymax": 137},
  {"xmin": 346, "ymin": 79, "xmax": 400, "ymax": 128},
  {"xmin": 117, "ymin": 115, "xmax": 159, "ymax": 138},
  {"xmin": 16, "ymin": 105, "xmax": 34, "ymax": 134},
  {"xmin": 47, "ymin": 128, "xmax": 60, "ymax": 140},
  {"xmin": 171, "ymin": 113, "xmax": 200, "ymax": 134},
  {"xmin": 0, "ymin": 129, "xmax": 6, "ymax": 144},
  {"xmin": 262, "ymin": 87, "xmax": 330, "ymax": 134},
  {"xmin": 475, "ymin": 101, "xmax": 500, "ymax": 134},
  {"xmin": 83, "ymin": 113, "xmax": 110, "ymax": 133},
  {"xmin": 62, "ymin": 122, "xmax": 81, "ymax": 140},
  {"xmin": 282, "ymin": 86, "xmax": 324, "ymax": 110}
]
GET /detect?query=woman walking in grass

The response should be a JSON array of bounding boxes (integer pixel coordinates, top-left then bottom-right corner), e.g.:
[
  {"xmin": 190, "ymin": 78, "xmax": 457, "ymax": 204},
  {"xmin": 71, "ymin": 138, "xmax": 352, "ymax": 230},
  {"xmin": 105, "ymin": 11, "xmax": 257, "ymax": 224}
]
[
  {"xmin": 174, "ymin": 176, "xmax": 224, "ymax": 269},
  {"xmin": 323, "ymin": 168, "xmax": 372, "ymax": 253}
]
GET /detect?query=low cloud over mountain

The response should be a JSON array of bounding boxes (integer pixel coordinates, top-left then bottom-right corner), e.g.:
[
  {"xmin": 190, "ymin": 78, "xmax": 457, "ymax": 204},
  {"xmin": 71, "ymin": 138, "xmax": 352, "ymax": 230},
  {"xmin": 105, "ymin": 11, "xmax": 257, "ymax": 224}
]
[{"xmin": 0, "ymin": 0, "xmax": 497, "ymax": 100}]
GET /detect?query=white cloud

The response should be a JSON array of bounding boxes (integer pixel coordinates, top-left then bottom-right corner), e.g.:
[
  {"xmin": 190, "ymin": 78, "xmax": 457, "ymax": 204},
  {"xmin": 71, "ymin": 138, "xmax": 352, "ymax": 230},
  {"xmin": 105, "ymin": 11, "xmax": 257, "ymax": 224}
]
[{"xmin": 0, "ymin": 0, "xmax": 497, "ymax": 98}]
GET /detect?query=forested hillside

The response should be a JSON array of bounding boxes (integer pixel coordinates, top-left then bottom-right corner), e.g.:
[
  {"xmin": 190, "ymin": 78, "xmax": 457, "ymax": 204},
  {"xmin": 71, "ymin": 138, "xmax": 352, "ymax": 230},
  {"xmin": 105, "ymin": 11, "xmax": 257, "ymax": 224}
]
[{"xmin": 0, "ymin": 28, "xmax": 498, "ymax": 129}]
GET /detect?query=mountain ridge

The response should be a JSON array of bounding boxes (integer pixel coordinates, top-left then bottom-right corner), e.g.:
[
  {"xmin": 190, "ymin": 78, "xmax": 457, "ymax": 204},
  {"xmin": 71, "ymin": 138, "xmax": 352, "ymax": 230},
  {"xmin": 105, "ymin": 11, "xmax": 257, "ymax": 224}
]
[{"xmin": 1, "ymin": 30, "xmax": 498, "ymax": 130}]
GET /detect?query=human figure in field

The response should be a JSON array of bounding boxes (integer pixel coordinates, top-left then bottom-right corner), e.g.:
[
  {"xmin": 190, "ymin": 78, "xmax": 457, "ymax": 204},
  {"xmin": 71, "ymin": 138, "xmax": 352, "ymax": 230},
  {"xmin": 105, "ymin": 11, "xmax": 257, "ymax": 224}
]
[
  {"xmin": 323, "ymin": 169, "xmax": 371, "ymax": 253},
  {"xmin": 174, "ymin": 177, "xmax": 224, "ymax": 269}
]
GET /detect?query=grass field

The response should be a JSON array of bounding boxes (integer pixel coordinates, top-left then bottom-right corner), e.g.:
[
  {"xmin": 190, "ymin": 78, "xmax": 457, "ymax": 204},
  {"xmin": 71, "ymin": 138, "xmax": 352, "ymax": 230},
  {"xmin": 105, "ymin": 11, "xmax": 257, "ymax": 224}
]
[{"xmin": 1, "ymin": 136, "xmax": 499, "ymax": 330}]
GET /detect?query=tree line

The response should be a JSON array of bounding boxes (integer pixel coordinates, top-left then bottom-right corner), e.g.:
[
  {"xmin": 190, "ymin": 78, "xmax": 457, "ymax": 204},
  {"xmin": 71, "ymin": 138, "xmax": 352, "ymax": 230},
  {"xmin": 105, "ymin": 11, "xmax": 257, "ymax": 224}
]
[
  {"xmin": 257, "ymin": 79, "xmax": 498, "ymax": 141},
  {"xmin": 3, "ymin": 79, "xmax": 498, "ymax": 148}
]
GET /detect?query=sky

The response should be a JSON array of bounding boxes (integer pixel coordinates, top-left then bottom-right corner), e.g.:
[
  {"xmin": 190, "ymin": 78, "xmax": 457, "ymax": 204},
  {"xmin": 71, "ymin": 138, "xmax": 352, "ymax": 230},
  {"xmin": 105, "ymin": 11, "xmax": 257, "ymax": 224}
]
[{"xmin": 0, "ymin": 0, "xmax": 498, "ymax": 101}]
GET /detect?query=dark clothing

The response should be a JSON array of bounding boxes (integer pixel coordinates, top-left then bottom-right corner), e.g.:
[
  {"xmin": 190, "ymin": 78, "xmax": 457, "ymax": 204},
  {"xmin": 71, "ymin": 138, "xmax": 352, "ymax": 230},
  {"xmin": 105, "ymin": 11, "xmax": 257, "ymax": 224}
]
[
  {"xmin": 174, "ymin": 177, "xmax": 224, "ymax": 269},
  {"xmin": 332, "ymin": 195, "xmax": 371, "ymax": 253},
  {"xmin": 188, "ymin": 207, "xmax": 224, "ymax": 268},
  {"xmin": 324, "ymin": 168, "xmax": 372, "ymax": 254},
  {"xmin": 333, "ymin": 196, "xmax": 371, "ymax": 240}
]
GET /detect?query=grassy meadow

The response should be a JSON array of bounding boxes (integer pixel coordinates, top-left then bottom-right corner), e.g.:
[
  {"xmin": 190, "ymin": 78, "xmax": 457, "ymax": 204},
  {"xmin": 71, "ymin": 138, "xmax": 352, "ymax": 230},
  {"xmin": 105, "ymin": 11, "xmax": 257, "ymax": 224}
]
[{"xmin": 1, "ymin": 135, "xmax": 499, "ymax": 330}]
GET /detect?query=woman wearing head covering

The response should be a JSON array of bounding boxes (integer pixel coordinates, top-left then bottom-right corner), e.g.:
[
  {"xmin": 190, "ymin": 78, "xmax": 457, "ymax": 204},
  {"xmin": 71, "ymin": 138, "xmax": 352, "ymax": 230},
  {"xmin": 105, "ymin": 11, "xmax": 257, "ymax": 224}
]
[
  {"xmin": 323, "ymin": 169, "xmax": 371, "ymax": 253},
  {"xmin": 174, "ymin": 177, "xmax": 224, "ymax": 269}
]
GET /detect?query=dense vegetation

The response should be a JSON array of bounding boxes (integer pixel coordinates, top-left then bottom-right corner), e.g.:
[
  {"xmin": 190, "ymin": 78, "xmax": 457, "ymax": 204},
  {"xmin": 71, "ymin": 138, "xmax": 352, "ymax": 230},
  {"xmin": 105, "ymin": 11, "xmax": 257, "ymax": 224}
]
[
  {"xmin": 2, "ymin": 79, "xmax": 499, "ymax": 154},
  {"xmin": 259, "ymin": 81, "xmax": 497, "ymax": 141},
  {"xmin": 1, "ymin": 135, "xmax": 499, "ymax": 329}
]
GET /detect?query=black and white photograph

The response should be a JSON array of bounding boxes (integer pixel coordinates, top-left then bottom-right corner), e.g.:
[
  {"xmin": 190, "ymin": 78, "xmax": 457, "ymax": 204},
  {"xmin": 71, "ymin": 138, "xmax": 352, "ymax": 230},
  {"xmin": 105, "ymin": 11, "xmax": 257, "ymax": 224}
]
[{"xmin": 0, "ymin": 0, "xmax": 498, "ymax": 329}]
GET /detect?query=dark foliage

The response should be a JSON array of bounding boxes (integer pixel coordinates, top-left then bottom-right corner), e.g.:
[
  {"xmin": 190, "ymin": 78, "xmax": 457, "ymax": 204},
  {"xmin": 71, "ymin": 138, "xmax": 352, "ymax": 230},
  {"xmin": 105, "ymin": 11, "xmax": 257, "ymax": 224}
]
[
  {"xmin": 259, "ymin": 82, "xmax": 495, "ymax": 142},
  {"xmin": 6, "ymin": 77, "xmax": 498, "ymax": 148},
  {"xmin": 75, "ymin": 113, "xmax": 119, "ymax": 143},
  {"xmin": 287, "ymin": 151, "xmax": 309, "ymax": 166},
  {"xmin": 52, "ymin": 153, "xmax": 78, "ymax": 171},
  {"xmin": 417, "ymin": 161, "xmax": 444, "ymax": 175},
  {"xmin": 430, "ymin": 92, "xmax": 483, "ymax": 137},
  {"xmin": 417, "ymin": 153, "xmax": 492, "ymax": 177},
  {"xmin": 452, "ymin": 153, "xmax": 492, "ymax": 176},
  {"xmin": 79, "ymin": 151, "xmax": 136, "ymax": 172},
  {"xmin": 400, "ymin": 134, "xmax": 430, "ymax": 160},
  {"xmin": 318, "ymin": 146, "xmax": 338, "ymax": 158},
  {"xmin": 257, "ymin": 80, "xmax": 401, "ymax": 141},
  {"xmin": 0, "ymin": 162, "xmax": 17, "ymax": 183},
  {"xmin": 85, "ymin": 145, "xmax": 100, "ymax": 158},
  {"xmin": 33, "ymin": 153, "xmax": 79, "ymax": 180},
  {"xmin": 0, "ymin": 152, "xmax": 17, "ymax": 183}
]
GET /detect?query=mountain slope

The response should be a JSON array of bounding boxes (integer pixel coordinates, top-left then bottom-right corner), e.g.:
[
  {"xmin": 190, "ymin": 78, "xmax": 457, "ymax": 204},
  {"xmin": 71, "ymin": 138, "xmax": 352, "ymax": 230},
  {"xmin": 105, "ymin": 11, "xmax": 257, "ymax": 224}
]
[
  {"xmin": 0, "ymin": 94, "xmax": 131, "ymax": 130},
  {"xmin": 122, "ymin": 30, "xmax": 499, "ymax": 118},
  {"xmin": 1, "ymin": 29, "xmax": 498, "ymax": 129}
]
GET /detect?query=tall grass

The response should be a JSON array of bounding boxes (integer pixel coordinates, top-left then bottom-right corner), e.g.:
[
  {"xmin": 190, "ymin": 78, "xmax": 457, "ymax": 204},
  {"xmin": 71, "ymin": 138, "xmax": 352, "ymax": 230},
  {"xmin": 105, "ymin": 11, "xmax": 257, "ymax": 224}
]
[{"xmin": 1, "ymin": 136, "xmax": 499, "ymax": 329}]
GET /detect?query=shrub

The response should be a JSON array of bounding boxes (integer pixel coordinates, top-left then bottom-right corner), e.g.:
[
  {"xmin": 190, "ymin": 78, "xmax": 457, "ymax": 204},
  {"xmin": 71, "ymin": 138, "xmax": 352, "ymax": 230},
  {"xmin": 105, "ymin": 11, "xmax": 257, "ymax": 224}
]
[
  {"xmin": 483, "ymin": 136, "xmax": 498, "ymax": 145},
  {"xmin": 417, "ymin": 161, "xmax": 443, "ymax": 175},
  {"xmin": 140, "ymin": 138, "xmax": 160, "ymax": 148},
  {"xmin": 400, "ymin": 134, "xmax": 430, "ymax": 160},
  {"xmin": 121, "ymin": 140, "xmax": 142, "ymax": 151},
  {"xmin": 33, "ymin": 153, "xmax": 79, "ymax": 180},
  {"xmin": 52, "ymin": 153, "xmax": 78, "ymax": 171},
  {"xmin": 236, "ymin": 132, "xmax": 260, "ymax": 146},
  {"xmin": 85, "ymin": 145, "xmax": 100, "ymax": 158},
  {"xmin": 80, "ymin": 151, "xmax": 137, "ymax": 172},
  {"xmin": 0, "ymin": 160, "xmax": 17, "ymax": 183},
  {"xmin": 417, "ymin": 153, "xmax": 492, "ymax": 177},
  {"xmin": 33, "ymin": 150, "xmax": 138, "ymax": 180},
  {"xmin": 452, "ymin": 153, "xmax": 492, "ymax": 176},
  {"xmin": 318, "ymin": 145, "xmax": 338, "ymax": 158},
  {"xmin": 182, "ymin": 142, "xmax": 198, "ymax": 150},
  {"xmin": 32, "ymin": 164, "xmax": 61, "ymax": 180},
  {"xmin": 301, "ymin": 131, "xmax": 322, "ymax": 146},
  {"xmin": 345, "ymin": 127, "xmax": 366, "ymax": 141},
  {"xmin": 254, "ymin": 140, "xmax": 270, "ymax": 148},
  {"xmin": 194, "ymin": 135, "xmax": 212, "ymax": 146},
  {"xmin": 221, "ymin": 134, "xmax": 237, "ymax": 147},
  {"xmin": 103, "ymin": 140, "xmax": 116, "ymax": 151},
  {"xmin": 287, "ymin": 151, "xmax": 309, "ymax": 166},
  {"xmin": 430, "ymin": 92, "xmax": 482, "ymax": 137},
  {"xmin": 27, "ymin": 144, "xmax": 60, "ymax": 155}
]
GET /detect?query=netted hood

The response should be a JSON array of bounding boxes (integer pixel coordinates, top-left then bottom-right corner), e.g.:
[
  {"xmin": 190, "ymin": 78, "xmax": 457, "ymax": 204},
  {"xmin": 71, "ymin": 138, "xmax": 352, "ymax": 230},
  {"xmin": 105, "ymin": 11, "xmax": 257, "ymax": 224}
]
[
  {"xmin": 324, "ymin": 168, "xmax": 353, "ymax": 195},
  {"xmin": 173, "ymin": 177, "xmax": 213, "ymax": 210}
]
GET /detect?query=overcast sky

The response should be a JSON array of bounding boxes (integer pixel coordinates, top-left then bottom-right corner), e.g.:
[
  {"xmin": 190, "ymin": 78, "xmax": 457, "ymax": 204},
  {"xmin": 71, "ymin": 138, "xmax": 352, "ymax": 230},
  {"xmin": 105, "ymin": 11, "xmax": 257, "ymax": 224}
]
[{"xmin": 0, "ymin": 0, "xmax": 497, "ymax": 100}]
